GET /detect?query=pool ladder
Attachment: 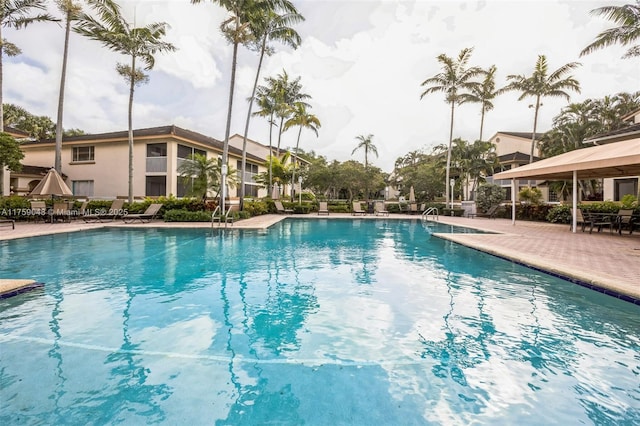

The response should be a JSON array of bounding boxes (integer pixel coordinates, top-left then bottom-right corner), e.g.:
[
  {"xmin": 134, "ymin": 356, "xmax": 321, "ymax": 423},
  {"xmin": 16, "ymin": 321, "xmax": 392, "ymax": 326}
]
[{"xmin": 421, "ymin": 207, "xmax": 439, "ymax": 222}]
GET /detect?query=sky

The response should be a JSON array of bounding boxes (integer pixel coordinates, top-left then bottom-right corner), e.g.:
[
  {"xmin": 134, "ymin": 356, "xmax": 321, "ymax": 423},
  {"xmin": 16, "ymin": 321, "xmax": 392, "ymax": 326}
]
[{"xmin": 4, "ymin": 0, "xmax": 639, "ymax": 172}]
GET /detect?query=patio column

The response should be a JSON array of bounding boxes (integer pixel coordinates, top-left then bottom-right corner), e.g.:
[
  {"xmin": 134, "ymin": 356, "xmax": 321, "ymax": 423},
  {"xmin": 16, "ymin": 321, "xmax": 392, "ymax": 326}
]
[
  {"xmin": 572, "ymin": 170, "xmax": 577, "ymax": 233},
  {"xmin": 511, "ymin": 179, "xmax": 516, "ymax": 226}
]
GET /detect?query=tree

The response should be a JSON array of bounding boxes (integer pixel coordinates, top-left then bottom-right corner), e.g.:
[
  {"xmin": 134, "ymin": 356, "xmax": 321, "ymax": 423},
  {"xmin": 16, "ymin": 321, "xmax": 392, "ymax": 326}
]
[
  {"xmin": 3, "ymin": 103, "xmax": 55, "ymax": 139},
  {"xmin": 283, "ymin": 102, "xmax": 320, "ymax": 199},
  {"xmin": 352, "ymin": 134, "xmax": 378, "ymax": 169},
  {"xmin": 177, "ymin": 153, "xmax": 237, "ymax": 202},
  {"xmin": 54, "ymin": 0, "xmax": 83, "ymax": 174},
  {"xmin": 420, "ymin": 47, "xmax": 482, "ymax": 207},
  {"xmin": 504, "ymin": 55, "xmax": 581, "ymax": 163},
  {"xmin": 0, "ymin": 0, "xmax": 57, "ymax": 132},
  {"xmin": 239, "ymin": 1, "xmax": 303, "ymax": 209},
  {"xmin": 466, "ymin": 65, "xmax": 502, "ymax": 141},
  {"xmin": 75, "ymin": 0, "xmax": 176, "ymax": 203},
  {"xmin": 192, "ymin": 0, "xmax": 262, "ymax": 214},
  {"xmin": 0, "ymin": 132, "xmax": 23, "ymax": 194},
  {"xmin": 581, "ymin": 1, "xmax": 640, "ymax": 59}
]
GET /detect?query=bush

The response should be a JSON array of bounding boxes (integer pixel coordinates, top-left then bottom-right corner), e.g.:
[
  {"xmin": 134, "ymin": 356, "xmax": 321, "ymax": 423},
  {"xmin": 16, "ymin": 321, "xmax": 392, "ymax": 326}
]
[
  {"xmin": 518, "ymin": 187, "xmax": 544, "ymax": 205},
  {"xmin": 163, "ymin": 209, "xmax": 211, "ymax": 222},
  {"xmin": 442, "ymin": 208, "xmax": 465, "ymax": 217},
  {"xmin": 476, "ymin": 184, "xmax": 505, "ymax": 212},
  {"xmin": 244, "ymin": 200, "xmax": 270, "ymax": 216},
  {"xmin": 546, "ymin": 204, "xmax": 572, "ymax": 223}
]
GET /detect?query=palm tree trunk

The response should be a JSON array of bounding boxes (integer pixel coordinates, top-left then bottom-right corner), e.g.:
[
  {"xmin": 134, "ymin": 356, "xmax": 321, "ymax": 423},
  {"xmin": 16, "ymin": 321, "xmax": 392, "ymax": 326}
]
[
  {"xmin": 268, "ymin": 112, "xmax": 274, "ymax": 195},
  {"xmin": 221, "ymin": 37, "xmax": 239, "ymax": 214},
  {"xmin": 276, "ymin": 116, "xmax": 284, "ymax": 156},
  {"xmin": 127, "ymin": 56, "xmax": 136, "ymax": 204},
  {"xmin": 446, "ymin": 101, "xmax": 455, "ymax": 209},
  {"xmin": 530, "ymin": 96, "xmax": 540, "ymax": 163},
  {"xmin": 479, "ymin": 105, "xmax": 485, "ymax": 142},
  {"xmin": 0, "ymin": 24, "xmax": 5, "ymax": 195},
  {"xmin": 55, "ymin": 11, "xmax": 72, "ymax": 174},
  {"xmin": 239, "ymin": 34, "xmax": 268, "ymax": 210},
  {"xmin": 291, "ymin": 126, "xmax": 302, "ymax": 200}
]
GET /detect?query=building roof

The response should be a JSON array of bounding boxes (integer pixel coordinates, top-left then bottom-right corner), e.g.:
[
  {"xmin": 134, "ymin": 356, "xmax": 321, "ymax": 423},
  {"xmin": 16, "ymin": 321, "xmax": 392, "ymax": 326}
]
[
  {"xmin": 13, "ymin": 165, "xmax": 67, "ymax": 179},
  {"xmin": 494, "ymin": 131, "xmax": 545, "ymax": 140},
  {"xmin": 583, "ymin": 122, "xmax": 640, "ymax": 145},
  {"xmin": 21, "ymin": 125, "xmax": 266, "ymax": 163},
  {"xmin": 498, "ymin": 151, "xmax": 540, "ymax": 163},
  {"xmin": 4, "ymin": 126, "xmax": 30, "ymax": 138}
]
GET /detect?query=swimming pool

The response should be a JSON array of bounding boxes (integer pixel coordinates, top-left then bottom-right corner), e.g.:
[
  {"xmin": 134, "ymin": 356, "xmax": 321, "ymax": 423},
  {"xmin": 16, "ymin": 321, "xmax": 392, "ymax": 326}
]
[{"xmin": 1, "ymin": 219, "xmax": 638, "ymax": 424}]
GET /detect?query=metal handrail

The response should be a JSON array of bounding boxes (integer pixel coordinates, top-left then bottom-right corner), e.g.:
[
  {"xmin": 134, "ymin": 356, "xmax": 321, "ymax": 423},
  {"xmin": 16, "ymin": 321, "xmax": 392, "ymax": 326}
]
[{"xmin": 422, "ymin": 207, "xmax": 439, "ymax": 221}]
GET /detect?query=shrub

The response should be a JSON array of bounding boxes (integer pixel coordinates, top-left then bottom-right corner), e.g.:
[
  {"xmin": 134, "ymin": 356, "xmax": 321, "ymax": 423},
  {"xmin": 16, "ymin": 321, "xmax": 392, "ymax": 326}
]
[
  {"xmin": 546, "ymin": 204, "xmax": 572, "ymax": 223},
  {"xmin": 476, "ymin": 184, "xmax": 505, "ymax": 212},
  {"xmin": 163, "ymin": 209, "xmax": 211, "ymax": 222},
  {"xmin": 518, "ymin": 187, "xmax": 544, "ymax": 205},
  {"xmin": 620, "ymin": 194, "xmax": 638, "ymax": 209},
  {"xmin": 244, "ymin": 200, "xmax": 269, "ymax": 216}
]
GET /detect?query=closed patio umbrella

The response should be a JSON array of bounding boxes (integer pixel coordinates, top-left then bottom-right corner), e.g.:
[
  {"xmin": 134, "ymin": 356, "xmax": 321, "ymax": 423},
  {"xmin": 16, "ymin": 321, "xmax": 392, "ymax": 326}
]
[
  {"xmin": 271, "ymin": 183, "xmax": 280, "ymax": 199},
  {"xmin": 29, "ymin": 168, "xmax": 73, "ymax": 197},
  {"xmin": 409, "ymin": 186, "xmax": 416, "ymax": 203}
]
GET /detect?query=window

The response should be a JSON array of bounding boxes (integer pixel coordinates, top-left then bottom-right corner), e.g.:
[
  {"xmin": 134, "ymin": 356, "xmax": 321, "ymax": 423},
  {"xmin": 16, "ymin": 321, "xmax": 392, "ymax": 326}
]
[
  {"xmin": 178, "ymin": 144, "xmax": 206, "ymax": 159},
  {"xmin": 146, "ymin": 176, "xmax": 166, "ymax": 197},
  {"xmin": 177, "ymin": 177, "xmax": 192, "ymax": 198},
  {"xmin": 243, "ymin": 183, "xmax": 258, "ymax": 197},
  {"xmin": 614, "ymin": 178, "xmax": 638, "ymax": 201},
  {"xmin": 72, "ymin": 146, "xmax": 94, "ymax": 162},
  {"xmin": 72, "ymin": 180, "xmax": 94, "ymax": 197},
  {"xmin": 147, "ymin": 143, "xmax": 167, "ymax": 157}
]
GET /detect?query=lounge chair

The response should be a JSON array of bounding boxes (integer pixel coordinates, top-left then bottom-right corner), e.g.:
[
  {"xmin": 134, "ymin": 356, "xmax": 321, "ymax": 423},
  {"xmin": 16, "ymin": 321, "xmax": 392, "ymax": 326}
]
[
  {"xmin": 122, "ymin": 203, "xmax": 162, "ymax": 224},
  {"xmin": 274, "ymin": 200, "xmax": 293, "ymax": 214},
  {"xmin": 409, "ymin": 203, "xmax": 419, "ymax": 215},
  {"xmin": 352, "ymin": 201, "xmax": 366, "ymax": 216},
  {"xmin": 83, "ymin": 199, "xmax": 125, "ymax": 222},
  {"xmin": 572, "ymin": 209, "xmax": 591, "ymax": 232},
  {"xmin": 0, "ymin": 219, "xmax": 15, "ymax": 229},
  {"xmin": 318, "ymin": 201, "xmax": 329, "ymax": 215},
  {"xmin": 29, "ymin": 200, "xmax": 48, "ymax": 222},
  {"xmin": 51, "ymin": 202, "xmax": 72, "ymax": 223},
  {"xmin": 374, "ymin": 201, "xmax": 389, "ymax": 216},
  {"xmin": 475, "ymin": 204, "xmax": 501, "ymax": 219}
]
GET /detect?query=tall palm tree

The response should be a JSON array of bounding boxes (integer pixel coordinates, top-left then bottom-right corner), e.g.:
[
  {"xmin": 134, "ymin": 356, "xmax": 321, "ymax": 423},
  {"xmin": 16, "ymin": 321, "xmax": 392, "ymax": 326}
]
[
  {"xmin": 352, "ymin": 134, "xmax": 378, "ymax": 169},
  {"xmin": 271, "ymin": 70, "xmax": 310, "ymax": 156},
  {"xmin": 504, "ymin": 55, "xmax": 581, "ymax": 163},
  {"xmin": 420, "ymin": 47, "xmax": 482, "ymax": 207},
  {"xmin": 192, "ymin": 0, "xmax": 261, "ymax": 214},
  {"xmin": 239, "ymin": 1, "xmax": 303, "ymax": 209},
  {"xmin": 0, "ymin": 0, "xmax": 56, "ymax": 132},
  {"xmin": 466, "ymin": 65, "xmax": 502, "ymax": 141},
  {"xmin": 75, "ymin": 0, "xmax": 176, "ymax": 203},
  {"xmin": 253, "ymin": 84, "xmax": 278, "ymax": 193},
  {"xmin": 581, "ymin": 1, "xmax": 640, "ymax": 59},
  {"xmin": 54, "ymin": 0, "xmax": 82, "ymax": 174},
  {"xmin": 283, "ymin": 102, "xmax": 320, "ymax": 199}
]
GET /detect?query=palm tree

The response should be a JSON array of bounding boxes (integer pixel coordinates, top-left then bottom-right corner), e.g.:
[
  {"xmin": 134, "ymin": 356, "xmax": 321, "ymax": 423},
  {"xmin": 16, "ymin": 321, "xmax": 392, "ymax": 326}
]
[
  {"xmin": 504, "ymin": 55, "xmax": 581, "ymax": 163},
  {"xmin": 192, "ymin": 0, "xmax": 260, "ymax": 214},
  {"xmin": 352, "ymin": 134, "xmax": 378, "ymax": 169},
  {"xmin": 253, "ymin": 85, "xmax": 278, "ymax": 193},
  {"xmin": 54, "ymin": 0, "xmax": 82, "ymax": 174},
  {"xmin": 283, "ymin": 102, "xmax": 320, "ymax": 199},
  {"xmin": 239, "ymin": 1, "xmax": 303, "ymax": 209},
  {"xmin": 581, "ymin": 1, "xmax": 640, "ymax": 59},
  {"xmin": 177, "ymin": 153, "xmax": 220, "ymax": 201},
  {"xmin": 75, "ymin": 0, "xmax": 176, "ymax": 203},
  {"xmin": 0, "ymin": 0, "xmax": 56, "ymax": 132},
  {"xmin": 420, "ymin": 47, "xmax": 482, "ymax": 208},
  {"xmin": 271, "ymin": 70, "xmax": 310, "ymax": 156},
  {"xmin": 466, "ymin": 65, "xmax": 502, "ymax": 141}
]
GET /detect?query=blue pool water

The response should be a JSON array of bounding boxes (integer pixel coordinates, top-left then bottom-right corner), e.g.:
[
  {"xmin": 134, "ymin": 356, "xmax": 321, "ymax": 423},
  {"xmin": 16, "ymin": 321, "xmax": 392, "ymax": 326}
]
[{"xmin": 0, "ymin": 219, "xmax": 638, "ymax": 425}]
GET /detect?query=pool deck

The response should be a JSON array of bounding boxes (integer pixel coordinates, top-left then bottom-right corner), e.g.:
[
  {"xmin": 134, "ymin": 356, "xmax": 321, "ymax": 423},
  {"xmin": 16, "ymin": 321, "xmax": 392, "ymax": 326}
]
[{"xmin": 1, "ymin": 213, "xmax": 638, "ymax": 302}]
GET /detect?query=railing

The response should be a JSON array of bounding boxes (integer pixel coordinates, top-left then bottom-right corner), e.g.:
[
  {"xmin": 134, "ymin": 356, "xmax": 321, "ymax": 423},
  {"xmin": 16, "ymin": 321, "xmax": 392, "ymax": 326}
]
[
  {"xmin": 422, "ymin": 207, "xmax": 439, "ymax": 221},
  {"xmin": 146, "ymin": 156, "xmax": 167, "ymax": 173},
  {"xmin": 211, "ymin": 205, "xmax": 234, "ymax": 228}
]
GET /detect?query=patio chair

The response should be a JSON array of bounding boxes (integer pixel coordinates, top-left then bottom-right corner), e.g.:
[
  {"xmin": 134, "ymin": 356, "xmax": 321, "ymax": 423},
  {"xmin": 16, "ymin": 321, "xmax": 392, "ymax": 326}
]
[
  {"xmin": 615, "ymin": 209, "xmax": 635, "ymax": 235},
  {"xmin": 374, "ymin": 201, "xmax": 389, "ymax": 216},
  {"xmin": 573, "ymin": 209, "xmax": 592, "ymax": 232},
  {"xmin": 0, "ymin": 219, "xmax": 15, "ymax": 230},
  {"xmin": 29, "ymin": 200, "xmax": 48, "ymax": 222},
  {"xmin": 274, "ymin": 200, "xmax": 293, "ymax": 214},
  {"xmin": 475, "ymin": 204, "xmax": 501, "ymax": 219},
  {"xmin": 83, "ymin": 199, "xmax": 125, "ymax": 223},
  {"xmin": 352, "ymin": 201, "xmax": 366, "ymax": 216},
  {"xmin": 586, "ymin": 211, "xmax": 614, "ymax": 234},
  {"xmin": 318, "ymin": 201, "xmax": 330, "ymax": 215},
  {"xmin": 122, "ymin": 203, "xmax": 162, "ymax": 224},
  {"xmin": 409, "ymin": 203, "xmax": 419, "ymax": 215}
]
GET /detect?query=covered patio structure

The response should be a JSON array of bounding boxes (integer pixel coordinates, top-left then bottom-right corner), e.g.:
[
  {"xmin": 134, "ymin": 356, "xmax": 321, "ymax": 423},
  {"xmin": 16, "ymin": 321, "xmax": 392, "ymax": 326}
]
[{"xmin": 493, "ymin": 138, "xmax": 640, "ymax": 232}]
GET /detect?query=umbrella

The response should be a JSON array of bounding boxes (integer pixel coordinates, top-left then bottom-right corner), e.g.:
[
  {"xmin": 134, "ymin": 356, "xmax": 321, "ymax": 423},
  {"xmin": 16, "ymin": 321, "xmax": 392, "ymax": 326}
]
[
  {"xmin": 29, "ymin": 168, "xmax": 73, "ymax": 197},
  {"xmin": 409, "ymin": 186, "xmax": 416, "ymax": 203},
  {"xmin": 271, "ymin": 183, "xmax": 280, "ymax": 200}
]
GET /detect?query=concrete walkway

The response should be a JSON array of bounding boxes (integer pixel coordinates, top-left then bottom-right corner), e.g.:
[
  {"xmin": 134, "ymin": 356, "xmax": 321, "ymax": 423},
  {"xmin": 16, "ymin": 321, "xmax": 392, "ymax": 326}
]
[{"xmin": 1, "ymin": 213, "xmax": 638, "ymax": 302}]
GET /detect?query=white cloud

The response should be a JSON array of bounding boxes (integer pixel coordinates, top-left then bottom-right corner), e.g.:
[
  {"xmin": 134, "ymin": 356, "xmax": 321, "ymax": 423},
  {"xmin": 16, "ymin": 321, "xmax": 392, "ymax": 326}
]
[{"xmin": 3, "ymin": 0, "xmax": 637, "ymax": 171}]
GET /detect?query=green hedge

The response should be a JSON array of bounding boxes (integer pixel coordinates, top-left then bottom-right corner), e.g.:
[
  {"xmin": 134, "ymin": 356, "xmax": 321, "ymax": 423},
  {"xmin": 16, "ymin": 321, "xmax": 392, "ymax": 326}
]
[{"xmin": 163, "ymin": 209, "xmax": 211, "ymax": 222}]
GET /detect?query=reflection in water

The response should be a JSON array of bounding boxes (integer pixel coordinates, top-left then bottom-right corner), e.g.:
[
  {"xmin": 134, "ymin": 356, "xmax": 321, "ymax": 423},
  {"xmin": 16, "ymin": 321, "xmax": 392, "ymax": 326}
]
[{"xmin": 0, "ymin": 222, "xmax": 639, "ymax": 424}]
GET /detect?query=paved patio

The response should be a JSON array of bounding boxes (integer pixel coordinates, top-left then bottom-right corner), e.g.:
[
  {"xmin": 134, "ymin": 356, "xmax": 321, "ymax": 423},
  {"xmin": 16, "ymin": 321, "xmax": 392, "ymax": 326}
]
[{"xmin": 1, "ymin": 213, "xmax": 638, "ymax": 302}]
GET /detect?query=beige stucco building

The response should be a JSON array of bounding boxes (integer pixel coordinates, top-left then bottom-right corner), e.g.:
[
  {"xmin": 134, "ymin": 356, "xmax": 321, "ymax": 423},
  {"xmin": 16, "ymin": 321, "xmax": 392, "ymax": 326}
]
[{"xmin": 17, "ymin": 125, "xmax": 272, "ymax": 200}]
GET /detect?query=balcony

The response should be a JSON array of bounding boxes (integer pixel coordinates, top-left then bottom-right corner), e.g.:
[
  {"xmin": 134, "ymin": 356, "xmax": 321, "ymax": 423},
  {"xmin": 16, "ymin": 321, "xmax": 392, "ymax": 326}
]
[{"xmin": 146, "ymin": 156, "xmax": 167, "ymax": 173}]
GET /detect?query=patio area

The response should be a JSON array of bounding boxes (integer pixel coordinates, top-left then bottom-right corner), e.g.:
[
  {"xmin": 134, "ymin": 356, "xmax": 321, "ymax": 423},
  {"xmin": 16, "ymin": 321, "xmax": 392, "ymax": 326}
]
[{"xmin": 1, "ymin": 214, "xmax": 638, "ymax": 302}]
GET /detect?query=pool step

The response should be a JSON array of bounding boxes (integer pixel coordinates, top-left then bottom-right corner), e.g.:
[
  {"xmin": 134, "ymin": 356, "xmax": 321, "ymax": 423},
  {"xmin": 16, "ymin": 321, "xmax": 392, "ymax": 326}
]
[{"xmin": 0, "ymin": 279, "xmax": 44, "ymax": 299}]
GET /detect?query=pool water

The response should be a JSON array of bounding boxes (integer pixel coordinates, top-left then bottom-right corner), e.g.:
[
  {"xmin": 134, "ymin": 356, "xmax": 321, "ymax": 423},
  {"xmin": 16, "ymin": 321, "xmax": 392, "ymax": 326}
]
[{"xmin": 0, "ymin": 220, "xmax": 638, "ymax": 425}]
